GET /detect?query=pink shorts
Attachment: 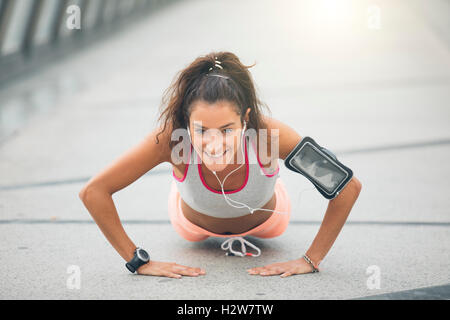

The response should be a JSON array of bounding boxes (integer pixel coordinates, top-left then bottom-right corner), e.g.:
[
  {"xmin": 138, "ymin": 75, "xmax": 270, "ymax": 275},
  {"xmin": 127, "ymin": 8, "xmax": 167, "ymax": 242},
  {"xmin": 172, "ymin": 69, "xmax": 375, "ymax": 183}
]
[{"xmin": 167, "ymin": 178, "xmax": 292, "ymax": 242}]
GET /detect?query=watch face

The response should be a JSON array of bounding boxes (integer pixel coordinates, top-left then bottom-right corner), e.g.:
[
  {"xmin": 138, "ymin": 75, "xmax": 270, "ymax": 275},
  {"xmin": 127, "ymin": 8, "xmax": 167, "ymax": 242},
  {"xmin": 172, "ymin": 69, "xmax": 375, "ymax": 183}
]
[{"xmin": 136, "ymin": 249, "xmax": 149, "ymax": 261}]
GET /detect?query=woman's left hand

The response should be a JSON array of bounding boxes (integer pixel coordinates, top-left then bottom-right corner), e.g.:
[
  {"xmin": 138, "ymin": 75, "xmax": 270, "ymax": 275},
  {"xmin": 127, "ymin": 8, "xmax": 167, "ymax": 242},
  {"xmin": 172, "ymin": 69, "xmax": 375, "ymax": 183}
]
[{"xmin": 247, "ymin": 257, "xmax": 318, "ymax": 278}]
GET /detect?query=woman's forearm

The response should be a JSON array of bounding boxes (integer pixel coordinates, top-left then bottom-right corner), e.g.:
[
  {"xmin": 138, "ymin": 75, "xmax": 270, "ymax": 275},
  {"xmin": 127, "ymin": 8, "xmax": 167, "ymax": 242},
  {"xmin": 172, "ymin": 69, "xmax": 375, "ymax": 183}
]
[
  {"xmin": 79, "ymin": 186, "xmax": 137, "ymax": 262},
  {"xmin": 305, "ymin": 178, "xmax": 362, "ymax": 267}
]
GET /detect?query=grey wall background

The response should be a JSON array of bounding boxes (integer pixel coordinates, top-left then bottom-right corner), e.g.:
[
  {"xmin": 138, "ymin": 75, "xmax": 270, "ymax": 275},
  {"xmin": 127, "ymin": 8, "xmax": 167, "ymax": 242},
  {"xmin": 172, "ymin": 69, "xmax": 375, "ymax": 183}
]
[{"xmin": 0, "ymin": 0, "xmax": 449, "ymax": 300}]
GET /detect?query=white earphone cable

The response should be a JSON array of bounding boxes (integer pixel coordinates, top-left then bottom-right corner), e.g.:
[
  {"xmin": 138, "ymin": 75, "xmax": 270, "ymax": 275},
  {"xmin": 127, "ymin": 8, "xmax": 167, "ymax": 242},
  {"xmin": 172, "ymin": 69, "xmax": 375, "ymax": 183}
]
[
  {"xmin": 211, "ymin": 122, "xmax": 292, "ymax": 215},
  {"xmin": 189, "ymin": 122, "xmax": 316, "ymax": 216}
]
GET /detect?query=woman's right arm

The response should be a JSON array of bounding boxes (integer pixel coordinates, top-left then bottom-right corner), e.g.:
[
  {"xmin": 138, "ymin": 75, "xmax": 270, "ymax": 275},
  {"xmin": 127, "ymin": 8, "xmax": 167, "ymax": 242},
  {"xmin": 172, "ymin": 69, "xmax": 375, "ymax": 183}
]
[{"xmin": 78, "ymin": 127, "xmax": 205, "ymax": 278}]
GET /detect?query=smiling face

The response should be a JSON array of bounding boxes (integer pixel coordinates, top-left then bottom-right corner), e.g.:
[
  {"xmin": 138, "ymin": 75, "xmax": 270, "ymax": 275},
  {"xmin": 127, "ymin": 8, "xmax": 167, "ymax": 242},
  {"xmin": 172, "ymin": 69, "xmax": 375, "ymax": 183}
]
[{"xmin": 188, "ymin": 100, "xmax": 249, "ymax": 172}]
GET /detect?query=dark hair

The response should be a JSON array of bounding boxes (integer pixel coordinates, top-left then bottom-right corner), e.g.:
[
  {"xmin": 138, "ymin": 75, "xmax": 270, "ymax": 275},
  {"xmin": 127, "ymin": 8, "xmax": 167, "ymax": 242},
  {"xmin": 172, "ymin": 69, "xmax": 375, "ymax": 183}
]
[{"xmin": 156, "ymin": 51, "xmax": 271, "ymax": 148}]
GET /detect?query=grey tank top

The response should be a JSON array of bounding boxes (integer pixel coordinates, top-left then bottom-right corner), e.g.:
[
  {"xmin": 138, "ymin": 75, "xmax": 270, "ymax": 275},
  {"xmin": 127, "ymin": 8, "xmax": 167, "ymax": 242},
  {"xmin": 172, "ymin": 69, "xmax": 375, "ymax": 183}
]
[{"xmin": 172, "ymin": 136, "xmax": 280, "ymax": 218}]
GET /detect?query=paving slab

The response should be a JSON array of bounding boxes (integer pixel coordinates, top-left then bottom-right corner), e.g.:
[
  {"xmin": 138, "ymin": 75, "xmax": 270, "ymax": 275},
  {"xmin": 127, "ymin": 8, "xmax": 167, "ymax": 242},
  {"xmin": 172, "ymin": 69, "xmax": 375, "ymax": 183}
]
[
  {"xmin": 0, "ymin": 223, "xmax": 449, "ymax": 300},
  {"xmin": 0, "ymin": 0, "xmax": 449, "ymax": 299}
]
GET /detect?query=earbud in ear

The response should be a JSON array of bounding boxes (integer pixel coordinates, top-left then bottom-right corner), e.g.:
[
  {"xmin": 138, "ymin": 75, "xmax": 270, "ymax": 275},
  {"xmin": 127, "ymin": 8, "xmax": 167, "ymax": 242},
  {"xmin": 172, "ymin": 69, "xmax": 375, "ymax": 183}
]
[
  {"xmin": 241, "ymin": 121, "xmax": 247, "ymax": 139},
  {"xmin": 187, "ymin": 127, "xmax": 191, "ymax": 140}
]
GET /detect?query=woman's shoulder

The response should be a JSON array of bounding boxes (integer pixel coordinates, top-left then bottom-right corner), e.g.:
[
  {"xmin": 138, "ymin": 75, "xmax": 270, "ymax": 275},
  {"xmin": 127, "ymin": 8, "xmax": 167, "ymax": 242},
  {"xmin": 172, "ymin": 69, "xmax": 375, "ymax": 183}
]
[
  {"xmin": 152, "ymin": 123, "xmax": 192, "ymax": 165},
  {"xmin": 158, "ymin": 124, "xmax": 192, "ymax": 177},
  {"xmin": 258, "ymin": 115, "xmax": 303, "ymax": 160},
  {"xmin": 250, "ymin": 116, "xmax": 280, "ymax": 169}
]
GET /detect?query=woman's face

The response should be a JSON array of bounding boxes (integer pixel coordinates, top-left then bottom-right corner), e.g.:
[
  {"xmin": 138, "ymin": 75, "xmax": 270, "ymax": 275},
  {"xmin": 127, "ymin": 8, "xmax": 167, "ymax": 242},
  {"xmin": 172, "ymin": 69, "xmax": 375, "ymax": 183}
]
[{"xmin": 188, "ymin": 100, "xmax": 248, "ymax": 172}]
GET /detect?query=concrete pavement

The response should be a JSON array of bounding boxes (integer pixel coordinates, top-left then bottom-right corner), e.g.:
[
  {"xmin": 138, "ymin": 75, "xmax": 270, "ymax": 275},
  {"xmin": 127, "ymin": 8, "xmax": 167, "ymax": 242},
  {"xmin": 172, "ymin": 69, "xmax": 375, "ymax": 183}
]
[{"xmin": 0, "ymin": 0, "xmax": 449, "ymax": 299}]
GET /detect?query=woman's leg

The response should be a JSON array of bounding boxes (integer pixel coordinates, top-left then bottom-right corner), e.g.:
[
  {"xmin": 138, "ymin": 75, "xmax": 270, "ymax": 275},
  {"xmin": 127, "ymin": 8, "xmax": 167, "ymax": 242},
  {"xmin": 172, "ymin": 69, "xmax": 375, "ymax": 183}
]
[{"xmin": 168, "ymin": 181, "xmax": 210, "ymax": 242}]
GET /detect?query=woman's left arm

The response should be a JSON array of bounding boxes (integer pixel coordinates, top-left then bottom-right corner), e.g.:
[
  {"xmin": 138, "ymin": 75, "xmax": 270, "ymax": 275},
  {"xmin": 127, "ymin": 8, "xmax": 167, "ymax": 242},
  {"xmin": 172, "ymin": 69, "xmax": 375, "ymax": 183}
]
[
  {"xmin": 304, "ymin": 176, "xmax": 362, "ymax": 269},
  {"xmin": 247, "ymin": 117, "xmax": 362, "ymax": 277}
]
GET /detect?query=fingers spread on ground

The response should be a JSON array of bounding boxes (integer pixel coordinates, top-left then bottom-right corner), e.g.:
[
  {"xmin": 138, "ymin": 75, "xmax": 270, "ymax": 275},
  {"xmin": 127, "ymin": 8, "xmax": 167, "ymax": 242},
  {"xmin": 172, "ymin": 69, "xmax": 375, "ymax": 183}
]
[
  {"xmin": 172, "ymin": 265, "xmax": 202, "ymax": 276},
  {"xmin": 194, "ymin": 267, "xmax": 206, "ymax": 274},
  {"xmin": 162, "ymin": 271, "xmax": 182, "ymax": 279},
  {"xmin": 172, "ymin": 265, "xmax": 204, "ymax": 274},
  {"xmin": 248, "ymin": 269, "xmax": 261, "ymax": 275},
  {"xmin": 176, "ymin": 269, "xmax": 200, "ymax": 276},
  {"xmin": 260, "ymin": 268, "xmax": 281, "ymax": 276},
  {"xmin": 280, "ymin": 271, "xmax": 293, "ymax": 278}
]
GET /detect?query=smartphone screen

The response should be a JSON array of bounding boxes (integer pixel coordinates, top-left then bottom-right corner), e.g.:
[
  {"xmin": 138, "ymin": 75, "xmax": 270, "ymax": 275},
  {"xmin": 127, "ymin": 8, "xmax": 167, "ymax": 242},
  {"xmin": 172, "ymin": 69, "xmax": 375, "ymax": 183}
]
[{"xmin": 290, "ymin": 143, "xmax": 348, "ymax": 193}]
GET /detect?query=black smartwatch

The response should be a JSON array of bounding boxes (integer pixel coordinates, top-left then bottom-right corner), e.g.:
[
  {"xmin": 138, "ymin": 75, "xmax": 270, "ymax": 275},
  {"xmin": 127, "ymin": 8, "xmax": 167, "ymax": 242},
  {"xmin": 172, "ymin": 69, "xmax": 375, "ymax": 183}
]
[{"xmin": 125, "ymin": 247, "xmax": 150, "ymax": 273}]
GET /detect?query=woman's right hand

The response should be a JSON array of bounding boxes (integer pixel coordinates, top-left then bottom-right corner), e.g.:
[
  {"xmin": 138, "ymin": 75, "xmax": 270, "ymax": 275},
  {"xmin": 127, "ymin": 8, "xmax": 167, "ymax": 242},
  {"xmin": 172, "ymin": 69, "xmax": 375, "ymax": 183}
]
[{"xmin": 136, "ymin": 260, "xmax": 206, "ymax": 279}]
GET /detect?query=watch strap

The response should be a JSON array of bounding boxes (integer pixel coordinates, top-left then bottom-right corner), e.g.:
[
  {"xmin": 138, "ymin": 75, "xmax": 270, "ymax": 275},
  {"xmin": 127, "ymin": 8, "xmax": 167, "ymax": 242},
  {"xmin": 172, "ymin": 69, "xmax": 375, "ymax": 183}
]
[{"xmin": 125, "ymin": 248, "xmax": 149, "ymax": 273}]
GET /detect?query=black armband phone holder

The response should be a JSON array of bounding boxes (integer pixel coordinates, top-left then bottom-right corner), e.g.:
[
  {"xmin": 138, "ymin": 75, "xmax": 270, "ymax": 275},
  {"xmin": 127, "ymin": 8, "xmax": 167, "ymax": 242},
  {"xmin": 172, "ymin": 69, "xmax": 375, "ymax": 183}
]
[{"xmin": 284, "ymin": 136, "xmax": 353, "ymax": 199}]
